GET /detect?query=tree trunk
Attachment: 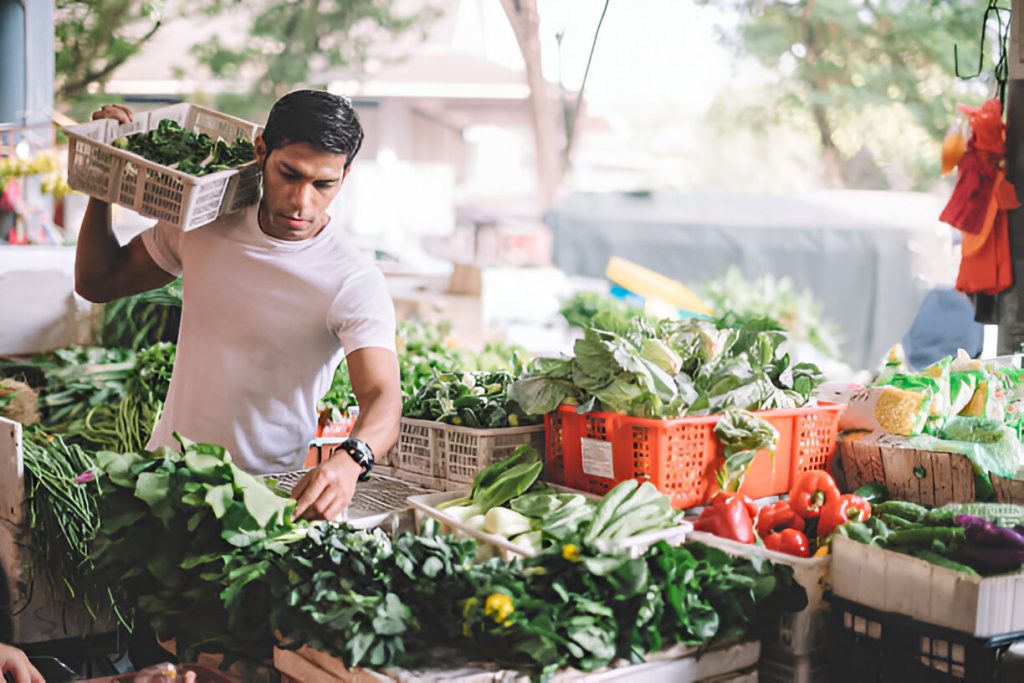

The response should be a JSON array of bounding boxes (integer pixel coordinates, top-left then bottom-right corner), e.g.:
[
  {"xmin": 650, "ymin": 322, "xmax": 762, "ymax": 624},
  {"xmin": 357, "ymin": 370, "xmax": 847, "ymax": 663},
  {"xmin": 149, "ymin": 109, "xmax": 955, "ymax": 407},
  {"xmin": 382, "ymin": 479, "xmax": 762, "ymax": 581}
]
[
  {"xmin": 812, "ymin": 103, "xmax": 844, "ymax": 188},
  {"xmin": 500, "ymin": 0, "xmax": 561, "ymax": 213}
]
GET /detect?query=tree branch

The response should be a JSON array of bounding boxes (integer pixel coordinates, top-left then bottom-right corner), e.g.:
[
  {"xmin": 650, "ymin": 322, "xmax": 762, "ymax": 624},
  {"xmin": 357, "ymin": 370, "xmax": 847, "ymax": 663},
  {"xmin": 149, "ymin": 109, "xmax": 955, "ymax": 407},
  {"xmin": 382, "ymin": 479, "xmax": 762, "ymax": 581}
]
[{"xmin": 59, "ymin": 14, "xmax": 161, "ymax": 101}]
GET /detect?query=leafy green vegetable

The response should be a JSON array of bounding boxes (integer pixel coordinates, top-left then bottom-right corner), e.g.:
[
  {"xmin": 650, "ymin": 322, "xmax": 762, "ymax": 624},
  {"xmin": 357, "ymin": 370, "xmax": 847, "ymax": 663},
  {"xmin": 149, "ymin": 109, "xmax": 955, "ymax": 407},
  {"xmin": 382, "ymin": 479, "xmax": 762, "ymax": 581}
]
[
  {"xmin": 462, "ymin": 540, "xmax": 805, "ymax": 677},
  {"xmin": 100, "ymin": 279, "xmax": 182, "ymax": 350},
  {"xmin": 91, "ymin": 436, "xmax": 299, "ymax": 663},
  {"xmin": 510, "ymin": 315, "xmax": 823, "ymax": 418},
  {"xmin": 714, "ymin": 409, "xmax": 780, "ymax": 492},
  {"xmin": 560, "ymin": 291, "xmax": 647, "ymax": 330},
  {"xmin": 403, "ymin": 370, "xmax": 538, "ymax": 428},
  {"xmin": 113, "ymin": 119, "xmax": 255, "ymax": 176}
]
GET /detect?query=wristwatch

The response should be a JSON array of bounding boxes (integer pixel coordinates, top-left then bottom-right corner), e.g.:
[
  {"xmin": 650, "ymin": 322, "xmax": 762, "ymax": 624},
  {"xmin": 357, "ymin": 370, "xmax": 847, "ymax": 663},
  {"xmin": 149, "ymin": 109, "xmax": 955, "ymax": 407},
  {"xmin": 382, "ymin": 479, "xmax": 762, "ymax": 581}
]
[{"xmin": 337, "ymin": 437, "xmax": 374, "ymax": 482}]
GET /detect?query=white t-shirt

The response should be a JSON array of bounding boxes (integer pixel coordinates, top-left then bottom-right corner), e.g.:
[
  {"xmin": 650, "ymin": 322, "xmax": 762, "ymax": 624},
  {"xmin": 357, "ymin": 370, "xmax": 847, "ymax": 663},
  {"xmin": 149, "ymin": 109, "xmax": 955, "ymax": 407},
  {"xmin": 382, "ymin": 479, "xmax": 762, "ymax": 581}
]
[{"xmin": 141, "ymin": 203, "xmax": 396, "ymax": 474}]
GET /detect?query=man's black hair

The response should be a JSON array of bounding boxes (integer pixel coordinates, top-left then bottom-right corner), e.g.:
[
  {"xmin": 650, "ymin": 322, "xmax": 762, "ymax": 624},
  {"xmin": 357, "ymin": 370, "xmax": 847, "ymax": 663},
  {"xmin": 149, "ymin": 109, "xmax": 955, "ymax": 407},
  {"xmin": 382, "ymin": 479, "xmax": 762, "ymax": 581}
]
[{"xmin": 263, "ymin": 89, "xmax": 364, "ymax": 169}]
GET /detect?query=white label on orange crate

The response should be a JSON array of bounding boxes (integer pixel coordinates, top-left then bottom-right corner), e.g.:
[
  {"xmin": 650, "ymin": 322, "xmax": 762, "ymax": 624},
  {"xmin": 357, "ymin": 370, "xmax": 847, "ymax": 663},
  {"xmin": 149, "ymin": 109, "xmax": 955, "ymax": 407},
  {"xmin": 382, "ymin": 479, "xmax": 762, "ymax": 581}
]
[{"xmin": 581, "ymin": 438, "xmax": 614, "ymax": 479}]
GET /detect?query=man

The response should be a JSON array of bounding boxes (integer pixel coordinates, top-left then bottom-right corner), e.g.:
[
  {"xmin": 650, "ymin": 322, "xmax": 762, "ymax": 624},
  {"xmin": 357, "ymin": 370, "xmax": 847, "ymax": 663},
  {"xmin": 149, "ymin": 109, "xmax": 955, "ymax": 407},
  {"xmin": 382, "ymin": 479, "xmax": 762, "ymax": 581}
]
[{"xmin": 76, "ymin": 90, "xmax": 401, "ymax": 521}]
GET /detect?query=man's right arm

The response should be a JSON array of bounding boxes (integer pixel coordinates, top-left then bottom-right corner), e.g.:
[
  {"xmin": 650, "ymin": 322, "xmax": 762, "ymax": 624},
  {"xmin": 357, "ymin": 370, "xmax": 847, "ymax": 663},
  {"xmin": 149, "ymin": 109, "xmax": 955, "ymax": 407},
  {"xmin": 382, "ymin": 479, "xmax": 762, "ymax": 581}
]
[
  {"xmin": 74, "ymin": 198, "xmax": 175, "ymax": 303},
  {"xmin": 74, "ymin": 104, "xmax": 176, "ymax": 304}
]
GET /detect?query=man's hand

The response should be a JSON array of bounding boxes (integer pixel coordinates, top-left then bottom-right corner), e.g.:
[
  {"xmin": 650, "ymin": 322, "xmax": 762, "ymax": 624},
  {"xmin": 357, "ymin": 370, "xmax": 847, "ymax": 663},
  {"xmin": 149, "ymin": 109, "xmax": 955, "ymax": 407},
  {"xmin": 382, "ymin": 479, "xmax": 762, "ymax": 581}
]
[
  {"xmin": 91, "ymin": 103, "xmax": 134, "ymax": 124},
  {"xmin": 0, "ymin": 643, "xmax": 44, "ymax": 683},
  {"xmin": 291, "ymin": 450, "xmax": 364, "ymax": 521}
]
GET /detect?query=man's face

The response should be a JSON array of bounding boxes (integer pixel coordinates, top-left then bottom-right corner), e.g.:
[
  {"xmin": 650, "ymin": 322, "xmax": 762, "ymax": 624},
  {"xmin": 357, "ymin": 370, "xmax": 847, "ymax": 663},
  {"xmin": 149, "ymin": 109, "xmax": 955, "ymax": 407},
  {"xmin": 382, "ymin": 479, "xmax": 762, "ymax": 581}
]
[{"xmin": 255, "ymin": 136, "xmax": 351, "ymax": 241}]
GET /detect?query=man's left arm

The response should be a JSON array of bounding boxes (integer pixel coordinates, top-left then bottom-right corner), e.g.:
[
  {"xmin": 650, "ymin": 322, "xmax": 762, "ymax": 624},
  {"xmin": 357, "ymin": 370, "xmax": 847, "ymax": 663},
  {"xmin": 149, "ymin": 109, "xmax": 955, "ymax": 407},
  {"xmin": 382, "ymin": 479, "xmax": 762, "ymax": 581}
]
[{"xmin": 292, "ymin": 347, "xmax": 401, "ymax": 520}]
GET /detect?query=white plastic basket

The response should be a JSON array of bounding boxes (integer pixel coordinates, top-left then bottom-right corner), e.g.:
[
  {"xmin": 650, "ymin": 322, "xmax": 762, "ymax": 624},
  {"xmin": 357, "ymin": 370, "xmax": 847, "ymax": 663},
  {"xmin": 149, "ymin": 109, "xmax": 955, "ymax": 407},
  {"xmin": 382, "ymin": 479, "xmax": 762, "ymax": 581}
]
[
  {"xmin": 408, "ymin": 487, "xmax": 692, "ymax": 562},
  {"xmin": 687, "ymin": 530, "xmax": 830, "ymax": 657},
  {"xmin": 65, "ymin": 103, "xmax": 262, "ymax": 230},
  {"xmin": 394, "ymin": 417, "xmax": 546, "ymax": 490}
]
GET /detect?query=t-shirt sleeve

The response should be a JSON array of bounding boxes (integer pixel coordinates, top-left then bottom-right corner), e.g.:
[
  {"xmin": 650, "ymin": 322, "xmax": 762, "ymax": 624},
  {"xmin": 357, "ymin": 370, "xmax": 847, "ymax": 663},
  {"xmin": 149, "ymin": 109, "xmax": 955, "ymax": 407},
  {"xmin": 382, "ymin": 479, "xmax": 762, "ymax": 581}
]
[
  {"xmin": 139, "ymin": 220, "xmax": 184, "ymax": 276},
  {"xmin": 328, "ymin": 267, "xmax": 397, "ymax": 355}
]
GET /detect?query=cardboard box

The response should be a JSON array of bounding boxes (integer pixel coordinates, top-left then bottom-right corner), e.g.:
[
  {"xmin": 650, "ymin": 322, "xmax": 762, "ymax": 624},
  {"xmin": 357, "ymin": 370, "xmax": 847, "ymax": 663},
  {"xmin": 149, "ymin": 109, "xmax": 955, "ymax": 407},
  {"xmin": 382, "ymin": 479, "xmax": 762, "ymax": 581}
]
[{"xmin": 830, "ymin": 534, "xmax": 1024, "ymax": 637}]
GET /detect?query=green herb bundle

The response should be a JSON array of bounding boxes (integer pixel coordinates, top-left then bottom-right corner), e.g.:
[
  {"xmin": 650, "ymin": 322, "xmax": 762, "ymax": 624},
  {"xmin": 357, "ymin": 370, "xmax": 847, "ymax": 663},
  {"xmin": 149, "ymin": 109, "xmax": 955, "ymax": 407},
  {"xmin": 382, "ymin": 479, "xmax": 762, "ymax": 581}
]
[
  {"xmin": 32, "ymin": 346, "xmax": 136, "ymax": 433},
  {"xmin": 91, "ymin": 437, "xmax": 299, "ymax": 662},
  {"xmin": 272, "ymin": 522, "xmax": 518, "ymax": 669},
  {"xmin": 462, "ymin": 540, "xmax": 805, "ymax": 678},
  {"xmin": 100, "ymin": 279, "xmax": 183, "ymax": 350},
  {"xmin": 20, "ymin": 429, "xmax": 126, "ymax": 628}
]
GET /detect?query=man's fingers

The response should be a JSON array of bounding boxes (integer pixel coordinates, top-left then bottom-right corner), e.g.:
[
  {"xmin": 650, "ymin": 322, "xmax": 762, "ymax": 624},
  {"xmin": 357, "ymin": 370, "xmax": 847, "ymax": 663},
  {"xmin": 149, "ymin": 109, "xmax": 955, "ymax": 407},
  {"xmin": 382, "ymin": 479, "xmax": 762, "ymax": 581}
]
[
  {"xmin": 324, "ymin": 497, "xmax": 349, "ymax": 522},
  {"xmin": 90, "ymin": 104, "xmax": 133, "ymax": 124},
  {"xmin": 290, "ymin": 471, "xmax": 313, "ymax": 501},
  {"xmin": 28, "ymin": 659, "xmax": 44, "ymax": 683},
  {"xmin": 7, "ymin": 653, "xmax": 31, "ymax": 683},
  {"xmin": 301, "ymin": 493, "xmax": 337, "ymax": 522},
  {"xmin": 292, "ymin": 472, "xmax": 328, "ymax": 520}
]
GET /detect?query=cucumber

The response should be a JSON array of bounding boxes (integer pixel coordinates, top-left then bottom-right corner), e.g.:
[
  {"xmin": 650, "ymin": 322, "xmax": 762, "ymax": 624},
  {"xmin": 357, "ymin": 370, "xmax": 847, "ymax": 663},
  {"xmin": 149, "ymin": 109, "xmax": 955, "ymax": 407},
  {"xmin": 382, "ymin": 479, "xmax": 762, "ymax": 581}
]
[
  {"xmin": 886, "ymin": 527, "xmax": 966, "ymax": 550},
  {"xmin": 874, "ymin": 501, "xmax": 927, "ymax": 522},
  {"xmin": 879, "ymin": 513, "xmax": 918, "ymax": 531},
  {"xmin": 914, "ymin": 550, "xmax": 981, "ymax": 577}
]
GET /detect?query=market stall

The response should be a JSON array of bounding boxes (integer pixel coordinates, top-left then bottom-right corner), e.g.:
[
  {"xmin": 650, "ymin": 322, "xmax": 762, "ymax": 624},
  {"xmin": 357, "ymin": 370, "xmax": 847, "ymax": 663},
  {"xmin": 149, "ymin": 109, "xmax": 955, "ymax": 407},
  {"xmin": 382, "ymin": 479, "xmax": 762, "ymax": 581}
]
[{"xmin": 7, "ymin": 90, "xmax": 1024, "ymax": 683}]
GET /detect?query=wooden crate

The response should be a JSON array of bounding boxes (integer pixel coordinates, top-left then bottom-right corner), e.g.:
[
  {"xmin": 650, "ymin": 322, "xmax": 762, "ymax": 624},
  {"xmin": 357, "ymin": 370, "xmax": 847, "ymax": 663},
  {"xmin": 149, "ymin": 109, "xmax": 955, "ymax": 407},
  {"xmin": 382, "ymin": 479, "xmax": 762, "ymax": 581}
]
[
  {"xmin": 838, "ymin": 435, "xmax": 977, "ymax": 506},
  {"xmin": 274, "ymin": 640, "xmax": 760, "ymax": 683}
]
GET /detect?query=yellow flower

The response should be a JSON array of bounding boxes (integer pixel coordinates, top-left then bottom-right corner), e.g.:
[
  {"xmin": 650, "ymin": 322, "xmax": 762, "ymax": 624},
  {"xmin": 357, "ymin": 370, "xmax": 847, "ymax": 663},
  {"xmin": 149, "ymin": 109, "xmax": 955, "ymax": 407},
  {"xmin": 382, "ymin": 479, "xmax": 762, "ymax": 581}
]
[
  {"xmin": 462, "ymin": 597, "xmax": 479, "ymax": 618},
  {"xmin": 562, "ymin": 544, "xmax": 581, "ymax": 563},
  {"xmin": 483, "ymin": 593, "xmax": 515, "ymax": 624}
]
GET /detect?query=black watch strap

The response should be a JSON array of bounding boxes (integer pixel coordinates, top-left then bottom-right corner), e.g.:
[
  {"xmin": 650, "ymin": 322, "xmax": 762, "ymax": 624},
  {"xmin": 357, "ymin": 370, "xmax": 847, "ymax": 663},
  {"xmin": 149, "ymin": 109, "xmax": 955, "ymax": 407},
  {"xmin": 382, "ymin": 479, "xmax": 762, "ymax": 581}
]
[{"xmin": 338, "ymin": 437, "xmax": 374, "ymax": 482}]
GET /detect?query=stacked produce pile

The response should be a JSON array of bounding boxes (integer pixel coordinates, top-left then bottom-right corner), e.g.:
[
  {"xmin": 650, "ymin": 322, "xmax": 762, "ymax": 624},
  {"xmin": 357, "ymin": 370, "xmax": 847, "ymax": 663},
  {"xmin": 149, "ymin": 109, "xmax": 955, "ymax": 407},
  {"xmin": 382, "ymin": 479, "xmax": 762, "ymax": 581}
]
[
  {"xmin": 843, "ymin": 349, "xmax": 1024, "ymax": 499},
  {"xmin": 85, "ymin": 439, "xmax": 805, "ymax": 676},
  {"xmin": 833, "ymin": 499, "xmax": 1024, "ymax": 577}
]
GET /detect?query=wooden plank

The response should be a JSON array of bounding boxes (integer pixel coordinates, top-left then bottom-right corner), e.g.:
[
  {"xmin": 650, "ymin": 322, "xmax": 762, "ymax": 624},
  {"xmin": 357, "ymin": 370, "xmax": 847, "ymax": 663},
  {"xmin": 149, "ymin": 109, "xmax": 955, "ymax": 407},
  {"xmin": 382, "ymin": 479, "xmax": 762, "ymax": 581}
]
[{"xmin": 992, "ymin": 473, "xmax": 1024, "ymax": 504}]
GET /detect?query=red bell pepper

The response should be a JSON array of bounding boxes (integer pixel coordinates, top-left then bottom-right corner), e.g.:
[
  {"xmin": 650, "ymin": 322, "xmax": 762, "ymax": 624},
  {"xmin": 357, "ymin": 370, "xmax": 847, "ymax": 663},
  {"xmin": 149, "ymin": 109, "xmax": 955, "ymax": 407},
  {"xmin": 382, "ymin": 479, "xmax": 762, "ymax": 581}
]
[
  {"xmin": 818, "ymin": 494, "xmax": 873, "ymax": 539},
  {"xmin": 763, "ymin": 528, "xmax": 810, "ymax": 558},
  {"xmin": 788, "ymin": 471, "xmax": 841, "ymax": 519},
  {"xmin": 694, "ymin": 492, "xmax": 756, "ymax": 544},
  {"xmin": 756, "ymin": 500, "xmax": 806, "ymax": 538}
]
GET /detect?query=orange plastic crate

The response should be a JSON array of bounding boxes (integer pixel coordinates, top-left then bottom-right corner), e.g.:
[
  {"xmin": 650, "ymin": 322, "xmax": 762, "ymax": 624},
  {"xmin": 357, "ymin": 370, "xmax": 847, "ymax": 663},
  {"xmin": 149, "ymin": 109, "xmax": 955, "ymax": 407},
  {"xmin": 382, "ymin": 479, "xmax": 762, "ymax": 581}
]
[{"xmin": 543, "ymin": 403, "xmax": 843, "ymax": 509}]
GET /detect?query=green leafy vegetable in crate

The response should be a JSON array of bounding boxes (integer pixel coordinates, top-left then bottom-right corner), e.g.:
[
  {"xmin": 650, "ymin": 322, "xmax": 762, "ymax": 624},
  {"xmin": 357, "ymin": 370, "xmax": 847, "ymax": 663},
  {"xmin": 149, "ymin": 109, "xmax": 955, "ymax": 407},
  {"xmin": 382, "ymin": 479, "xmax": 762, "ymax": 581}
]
[
  {"xmin": 440, "ymin": 448, "xmax": 683, "ymax": 555},
  {"xmin": 462, "ymin": 539, "xmax": 806, "ymax": 676},
  {"xmin": 403, "ymin": 370, "xmax": 539, "ymax": 428},
  {"xmin": 112, "ymin": 119, "xmax": 255, "ymax": 176},
  {"xmin": 510, "ymin": 315, "xmax": 823, "ymax": 418}
]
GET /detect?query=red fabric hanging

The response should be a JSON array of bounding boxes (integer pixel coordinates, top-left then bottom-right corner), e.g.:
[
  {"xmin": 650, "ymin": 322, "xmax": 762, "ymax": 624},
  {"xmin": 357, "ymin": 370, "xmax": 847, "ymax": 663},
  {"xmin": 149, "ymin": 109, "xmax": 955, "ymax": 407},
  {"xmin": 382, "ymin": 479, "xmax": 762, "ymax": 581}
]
[{"xmin": 941, "ymin": 99, "xmax": 1020, "ymax": 295}]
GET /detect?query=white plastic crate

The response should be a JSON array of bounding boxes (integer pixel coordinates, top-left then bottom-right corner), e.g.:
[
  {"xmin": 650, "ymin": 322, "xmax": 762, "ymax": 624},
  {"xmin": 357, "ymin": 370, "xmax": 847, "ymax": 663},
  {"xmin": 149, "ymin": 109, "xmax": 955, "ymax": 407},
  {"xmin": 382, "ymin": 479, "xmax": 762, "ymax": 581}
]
[
  {"xmin": 408, "ymin": 487, "xmax": 692, "ymax": 562},
  {"xmin": 65, "ymin": 102, "xmax": 262, "ymax": 230},
  {"xmin": 688, "ymin": 530, "xmax": 830, "ymax": 657},
  {"xmin": 394, "ymin": 417, "xmax": 545, "ymax": 490}
]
